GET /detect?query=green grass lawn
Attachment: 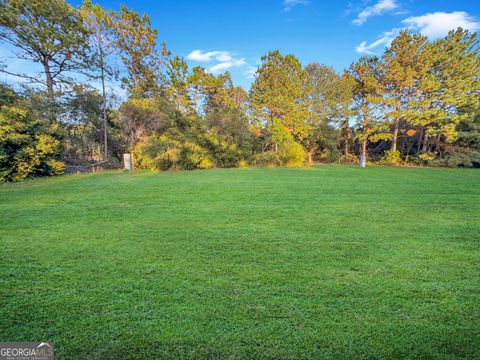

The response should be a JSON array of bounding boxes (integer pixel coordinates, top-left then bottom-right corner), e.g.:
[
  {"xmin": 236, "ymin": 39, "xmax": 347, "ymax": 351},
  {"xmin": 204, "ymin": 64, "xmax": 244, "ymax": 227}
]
[{"xmin": 1, "ymin": 165, "xmax": 479, "ymax": 359}]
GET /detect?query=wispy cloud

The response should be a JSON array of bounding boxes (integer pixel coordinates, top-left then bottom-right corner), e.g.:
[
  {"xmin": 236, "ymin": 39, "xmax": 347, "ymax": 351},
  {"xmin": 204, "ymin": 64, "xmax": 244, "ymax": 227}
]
[
  {"xmin": 355, "ymin": 11, "xmax": 480, "ymax": 54},
  {"xmin": 356, "ymin": 29, "xmax": 399, "ymax": 54},
  {"xmin": 208, "ymin": 59, "xmax": 246, "ymax": 73},
  {"xmin": 244, "ymin": 66, "xmax": 257, "ymax": 79},
  {"xmin": 186, "ymin": 50, "xmax": 246, "ymax": 74},
  {"xmin": 353, "ymin": 0, "xmax": 398, "ymax": 25},
  {"xmin": 402, "ymin": 11, "xmax": 480, "ymax": 39},
  {"xmin": 283, "ymin": 0, "xmax": 309, "ymax": 12},
  {"xmin": 187, "ymin": 50, "xmax": 233, "ymax": 62}
]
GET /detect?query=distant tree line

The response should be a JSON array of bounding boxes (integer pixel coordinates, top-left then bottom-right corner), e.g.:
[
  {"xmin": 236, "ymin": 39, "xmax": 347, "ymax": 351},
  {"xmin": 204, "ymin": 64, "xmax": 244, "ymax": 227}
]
[{"xmin": 0, "ymin": 0, "xmax": 479, "ymax": 181}]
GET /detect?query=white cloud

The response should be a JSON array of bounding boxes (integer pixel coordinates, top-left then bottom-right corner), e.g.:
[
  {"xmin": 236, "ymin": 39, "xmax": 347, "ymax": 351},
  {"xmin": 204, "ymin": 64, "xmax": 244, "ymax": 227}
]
[
  {"xmin": 355, "ymin": 11, "xmax": 480, "ymax": 54},
  {"xmin": 186, "ymin": 49, "xmax": 246, "ymax": 74},
  {"xmin": 208, "ymin": 58, "xmax": 246, "ymax": 73},
  {"xmin": 402, "ymin": 11, "xmax": 480, "ymax": 39},
  {"xmin": 283, "ymin": 0, "xmax": 309, "ymax": 12},
  {"xmin": 355, "ymin": 29, "xmax": 399, "ymax": 54},
  {"xmin": 186, "ymin": 50, "xmax": 233, "ymax": 62},
  {"xmin": 244, "ymin": 66, "xmax": 257, "ymax": 79},
  {"xmin": 353, "ymin": 0, "xmax": 398, "ymax": 25}
]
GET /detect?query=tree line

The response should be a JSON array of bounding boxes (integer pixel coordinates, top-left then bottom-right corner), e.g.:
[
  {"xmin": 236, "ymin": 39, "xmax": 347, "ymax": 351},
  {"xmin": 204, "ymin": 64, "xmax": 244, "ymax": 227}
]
[{"xmin": 0, "ymin": 0, "xmax": 479, "ymax": 181}]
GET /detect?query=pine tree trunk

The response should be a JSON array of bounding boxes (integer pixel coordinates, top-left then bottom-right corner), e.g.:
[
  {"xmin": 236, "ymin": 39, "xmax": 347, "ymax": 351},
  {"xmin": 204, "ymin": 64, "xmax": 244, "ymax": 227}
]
[
  {"xmin": 422, "ymin": 132, "xmax": 429, "ymax": 153},
  {"xmin": 42, "ymin": 58, "xmax": 56, "ymax": 122},
  {"xmin": 392, "ymin": 117, "xmax": 399, "ymax": 152},
  {"xmin": 344, "ymin": 134, "xmax": 349, "ymax": 158},
  {"xmin": 193, "ymin": 89, "xmax": 198, "ymax": 113},
  {"xmin": 100, "ymin": 47, "xmax": 108, "ymax": 160},
  {"xmin": 361, "ymin": 110, "xmax": 367, "ymax": 160},
  {"xmin": 341, "ymin": 119, "xmax": 349, "ymax": 159},
  {"xmin": 132, "ymin": 63, "xmax": 139, "ymax": 96},
  {"xmin": 417, "ymin": 127, "xmax": 424, "ymax": 153},
  {"xmin": 42, "ymin": 59, "xmax": 55, "ymax": 105}
]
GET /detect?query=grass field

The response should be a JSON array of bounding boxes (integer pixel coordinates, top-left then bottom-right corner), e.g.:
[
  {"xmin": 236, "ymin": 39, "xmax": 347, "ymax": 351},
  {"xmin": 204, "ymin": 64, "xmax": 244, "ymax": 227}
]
[{"xmin": 1, "ymin": 165, "xmax": 479, "ymax": 359}]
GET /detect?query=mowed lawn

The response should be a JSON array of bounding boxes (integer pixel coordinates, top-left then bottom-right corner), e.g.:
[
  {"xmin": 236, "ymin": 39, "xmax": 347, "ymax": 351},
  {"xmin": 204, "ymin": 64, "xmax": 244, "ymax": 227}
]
[{"xmin": 0, "ymin": 166, "xmax": 479, "ymax": 359}]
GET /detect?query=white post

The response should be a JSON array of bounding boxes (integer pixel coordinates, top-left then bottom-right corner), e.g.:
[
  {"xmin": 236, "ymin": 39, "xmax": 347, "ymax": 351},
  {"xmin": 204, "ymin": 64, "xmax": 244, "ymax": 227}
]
[
  {"xmin": 123, "ymin": 153, "xmax": 132, "ymax": 170},
  {"xmin": 360, "ymin": 155, "xmax": 366, "ymax": 168}
]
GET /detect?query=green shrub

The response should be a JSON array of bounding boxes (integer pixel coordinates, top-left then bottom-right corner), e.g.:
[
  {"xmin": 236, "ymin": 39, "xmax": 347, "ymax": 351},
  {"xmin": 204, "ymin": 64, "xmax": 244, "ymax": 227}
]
[
  {"xmin": 415, "ymin": 152, "xmax": 435, "ymax": 166},
  {"xmin": 318, "ymin": 148, "xmax": 341, "ymax": 163},
  {"xmin": 153, "ymin": 147, "xmax": 180, "ymax": 171},
  {"xmin": 199, "ymin": 131, "xmax": 246, "ymax": 168},
  {"xmin": 253, "ymin": 141, "xmax": 306, "ymax": 167},
  {"xmin": 198, "ymin": 157, "xmax": 215, "ymax": 169},
  {"xmin": 133, "ymin": 135, "xmax": 216, "ymax": 171},
  {"xmin": 380, "ymin": 150, "xmax": 401, "ymax": 165},
  {"xmin": 428, "ymin": 148, "xmax": 480, "ymax": 168},
  {"xmin": 237, "ymin": 159, "xmax": 249, "ymax": 168},
  {"xmin": 0, "ymin": 105, "xmax": 63, "ymax": 182},
  {"xmin": 179, "ymin": 141, "xmax": 214, "ymax": 170},
  {"xmin": 132, "ymin": 134, "xmax": 182, "ymax": 170},
  {"xmin": 253, "ymin": 151, "xmax": 280, "ymax": 167},
  {"xmin": 278, "ymin": 141, "xmax": 305, "ymax": 166},
  {"xmin": 45, "ymin": 159, "xmax": 65, "ymax": 175}
]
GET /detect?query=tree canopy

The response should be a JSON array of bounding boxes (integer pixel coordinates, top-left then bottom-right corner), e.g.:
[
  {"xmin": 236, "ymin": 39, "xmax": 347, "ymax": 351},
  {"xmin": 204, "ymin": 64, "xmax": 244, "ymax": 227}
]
[{"xmin": 0, "ymin": 0, "xmax": 479, "ymax": 181}]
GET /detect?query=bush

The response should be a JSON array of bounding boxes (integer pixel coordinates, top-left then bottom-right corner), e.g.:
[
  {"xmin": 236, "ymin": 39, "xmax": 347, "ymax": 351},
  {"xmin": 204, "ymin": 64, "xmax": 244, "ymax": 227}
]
[
  {"xmin": 179, "ymin": 141, "xmax": 214, "ymax": 170},
  {"xmin": 253, "ymin": 151, "xmax": 280, "ymax": 167},
  {"xmin": 151, "ymin": 147, "xmax": 180, "ymax": 171},
  {"xmin": 45, "ymin": 159, "xmax": 65, "ymax": 175},
  {"xmin": 132, "ymin": 134, "xmax": 181, "ymax": 170},
  {"xmin": 133, "ymin": 134, "xmax": 215, "ymax": 171},
  {"xmin": 278, "ymin": 141, "xmax": 305, "ymax": 166},
  {"xmin": 0, "ymin": 104, "xmax": 63, "ymax": 182},
  {"xmin": 415, "ymin": 152, "xmax": 435, "ymax": 166},
  {"xmin": 237, "ymin": 159, "xmax": 249, "ymax": 168},
  {"xmin": 253, "ymin": 141, "xmax": 306, "ymax": 167},
  {"xmin": 318, "ymin": 148, "xmax": 341, "ymax": 163},
  {"xmin": 380, "ymin": 150, "xmax": 401, "ymax": 165},
  {"xmin": 199, "ymin": 131, "xmax": 247, "ymax": 168},
  {"xmin": 198, "ymin": 157, "xmax": 215, "ymax": 169},
  {"xmin": 429, "ymin": 148, "xmax": 480, "ymax": 168}
]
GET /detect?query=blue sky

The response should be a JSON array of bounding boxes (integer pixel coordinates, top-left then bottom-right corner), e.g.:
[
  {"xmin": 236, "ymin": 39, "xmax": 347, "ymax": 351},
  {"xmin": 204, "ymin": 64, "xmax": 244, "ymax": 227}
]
[{"xmin": 2, "ymin": 0, "xmax": 480, "ymax": 90}]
